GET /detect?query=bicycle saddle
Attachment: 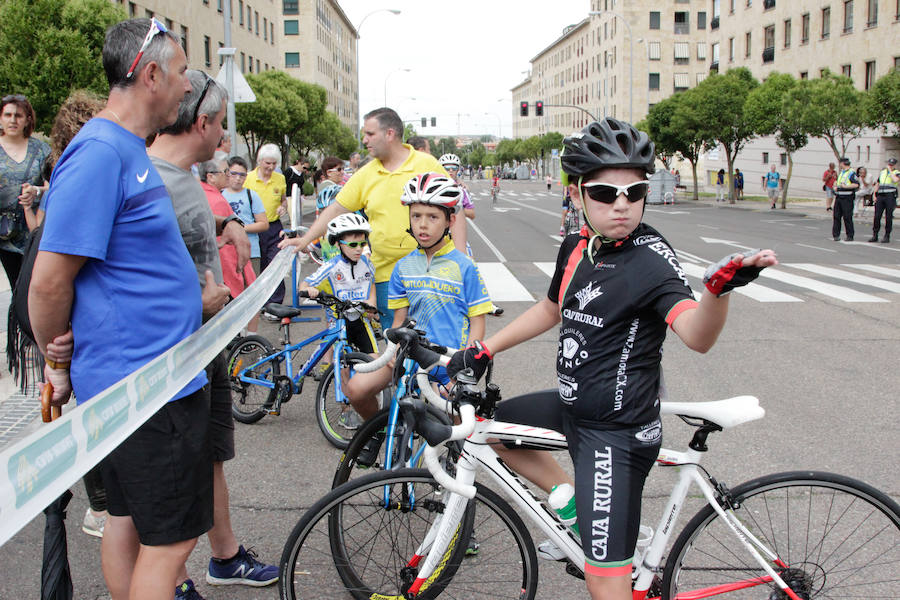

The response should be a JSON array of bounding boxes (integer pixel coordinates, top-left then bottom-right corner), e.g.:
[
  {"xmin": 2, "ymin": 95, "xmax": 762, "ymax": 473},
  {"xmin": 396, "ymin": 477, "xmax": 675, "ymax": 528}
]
[
  {"xmin": 264, "ymin": 303, "xmax": 303, "ymax": 319},
  {"xmin": 660, "ymin": 396, "xmax": 764, "ymax": 429}
]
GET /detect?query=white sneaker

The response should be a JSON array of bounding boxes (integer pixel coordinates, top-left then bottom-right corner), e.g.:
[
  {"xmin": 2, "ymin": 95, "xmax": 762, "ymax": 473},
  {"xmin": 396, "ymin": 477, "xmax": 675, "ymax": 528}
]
[
  {"xmin": 537, "ymin": 539, "xmax": 566, "ymax": 561},
  {"xmin": 82, "ymin": 508, "xmax": 107, "ymax": 538}
]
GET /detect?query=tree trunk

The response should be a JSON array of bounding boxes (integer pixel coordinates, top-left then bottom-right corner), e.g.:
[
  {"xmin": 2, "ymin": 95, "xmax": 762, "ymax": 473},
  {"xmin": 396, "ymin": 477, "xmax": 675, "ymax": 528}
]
[
  {"xmin": 781, "ymin": 154, "xmax": 793, "ymax": 209},
  {"xmin": 690, "ymin": 160, "xmax": 700, "ymax": 201},
  {"xmin": 726, "ymin": 148, "xmax": 736, "ymax": 204}
]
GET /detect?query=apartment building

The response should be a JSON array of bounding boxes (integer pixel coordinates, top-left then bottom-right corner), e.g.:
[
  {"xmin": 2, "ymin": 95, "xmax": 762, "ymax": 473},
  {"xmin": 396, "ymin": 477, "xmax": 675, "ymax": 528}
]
[
  {"xmin": 109, "ymin": 0, "xmax": 359, "ymax": 131},
  {"xmin": 512, "ymin": 0, "xmax": 713, "ymax": 138}
]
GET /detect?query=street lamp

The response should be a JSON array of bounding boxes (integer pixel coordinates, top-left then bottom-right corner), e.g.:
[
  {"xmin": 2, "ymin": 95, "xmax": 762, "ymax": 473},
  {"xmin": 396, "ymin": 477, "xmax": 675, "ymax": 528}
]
[
  {"xmin": 355, "ymin": 9, "xmax": 401, "ymax": 145},
  {"xmin": 383, "ymin": 68, "xmax": 411, "ymax": 106},
  {"xmin": 589, "ymin": 10, "xmax": 633, "ymax": 123}
]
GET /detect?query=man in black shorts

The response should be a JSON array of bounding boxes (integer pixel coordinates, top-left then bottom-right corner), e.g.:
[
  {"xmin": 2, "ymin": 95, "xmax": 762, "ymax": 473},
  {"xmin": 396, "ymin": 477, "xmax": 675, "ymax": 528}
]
[
  {"xmin": 449, "ymin": 118, "xmax": 777, "ymax": 600},
  {"xmin": 149, "ymin": 70, "xmax": 278, "ymax": 598}
]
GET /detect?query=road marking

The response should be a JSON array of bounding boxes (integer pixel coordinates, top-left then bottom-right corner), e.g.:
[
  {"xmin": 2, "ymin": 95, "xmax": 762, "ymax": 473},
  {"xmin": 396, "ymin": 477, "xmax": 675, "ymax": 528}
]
[
  {"xmin": 467, "ymin": 219, "xmax": 507, "ymax": 263},
  {"xmin": 548, "ymin": 235, "xmax": 563, "ymax": 242},
  {"xmin": 646, "ymin": 209, "xmax": 690, "ymax": 214},
  {"xmin": 681, "ymin": 263, "xmax": 801, "ymax": 302},
  {"xmin": 796, "ymin": 243, "xmax": 838, "ymax": 253},
  {"xmin": 503, "ymin": 197, "xmax": 561, "ymax": 218},
  {"xmin": 840, "ymin": 240, "xmax": 900, "ymax": 252},
  {"xmin": 505, "ymin": 191, "xmax": 517, "ymax": 197},
  {"xmin": 478, "ymin": 263, "xmax": 534, "ymax": 302},
  {"xmin": 758, "ymin": 269, "xmax": 887, "ymax": 302},
  {"xmin": 785, "ymin": 263, "xmax": 900, "ymax": 293},
  {"xmin": 696, "ymin": 224, "xmax": 718, "ymax": 229},
  {"xmin": 700, "ymin": 236, "xmax": 755, "ymax": 251},
  {"xmin": 534, "ymin": 262, "xmax": 556, "ymax": 277},
  {"xmin": 491, "ymin": 207, "xmax": 520, "ymax": 213},
  {"xmin": 842, "ymin": 264, "xmax": 900, "ymax": 279}
]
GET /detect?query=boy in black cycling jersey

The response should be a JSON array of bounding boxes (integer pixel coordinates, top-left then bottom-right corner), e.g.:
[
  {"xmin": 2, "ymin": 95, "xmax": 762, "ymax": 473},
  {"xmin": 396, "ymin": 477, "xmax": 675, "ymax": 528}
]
[{"xmin": 449, "ymin": 118, "xmax": 777, "ymax": 600}]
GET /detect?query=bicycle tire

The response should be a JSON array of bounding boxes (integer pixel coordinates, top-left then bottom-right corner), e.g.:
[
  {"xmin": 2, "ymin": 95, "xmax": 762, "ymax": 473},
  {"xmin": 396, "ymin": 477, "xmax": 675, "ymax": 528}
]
[
  {"xmin": 661, "ymin": 470, "xmax": 900, "ymax": 599},
  {"xmin": 279, "ymin": 468, "xmax": 538, "ymax": 600},
  {"xmin": 227, "ymin": 334, "xmax": 278, "ymax": 424},
  {"xmin": 314, "ymin": 351, "xmax": 376, "ymax": 450},
  {"xmin": 332, "ymin": 404, "xmax": 457, "ymax": 488}
]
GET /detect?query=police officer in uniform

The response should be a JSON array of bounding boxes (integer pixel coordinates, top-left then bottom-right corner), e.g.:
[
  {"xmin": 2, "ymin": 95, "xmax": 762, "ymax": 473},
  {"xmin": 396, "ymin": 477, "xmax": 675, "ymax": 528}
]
[
  {"xmin": 870, "ymin": 157, "xmax": 899, "ymax": 244},
  {"xmin": 832, "ymin": 157, "xmax": 859, "ymax": 241}
]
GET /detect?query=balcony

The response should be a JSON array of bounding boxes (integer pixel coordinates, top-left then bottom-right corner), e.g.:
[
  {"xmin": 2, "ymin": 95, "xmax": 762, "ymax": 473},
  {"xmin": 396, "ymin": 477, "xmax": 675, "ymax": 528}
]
[
  {"xmin": 711, "ymin": 16, "xmax": 720, "ymax": 29},
  {"xmin": 764, "ymin": 0, "xmax": 775, "ymax": 10},
  {"xmin": 710, "ymin": 61, "xmax": 719, "ymax": 72},
  {"xmin": 762, "ymin": 47, "xmax": 775, "ymax": 63}
]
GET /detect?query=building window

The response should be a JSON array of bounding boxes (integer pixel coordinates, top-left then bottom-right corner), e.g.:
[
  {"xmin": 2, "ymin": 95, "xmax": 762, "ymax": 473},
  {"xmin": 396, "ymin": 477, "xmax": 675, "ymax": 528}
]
[
  {"xmin": 648, "ymin": 41, "xmax": 661, "ymax": 60},
  {"xmin": 729, "ymin": 37, "xmax": 735, "ymax": 61},
  {"xmin": 217, "ymin": 0, "xmax": 222, "ymax": 13},
  {"xmin": 145, "ymin": 8, "xmax": 153, "ymax": 18},
  {"xmin": 697, "ymin": 42, "xmax": 707, "ymax": 60},
  {"xmin": 248, "ymin": 54, "xmax": 252, "ymax": 72},
  {"xmin": 780, "ymin": 153, "xmax": 787, "ymax": 166},
  {"xmin": 822, "ymin": 7, "xmax": 831, "ymax": 38},
  {"xmin": 128, "ymin": 1, "xmax": 135, "ymax": 16},
  {"xmin": 762, "ymin": 152, "xmax": 769, "ymax": 163},
  {"xmin": 674, "ymin": 72, "xmax": 690, "ymax": 90},
  {"xmin": 255, "ymin": 11, "xmax": 259, "ymax": 35},
  {"xmin": 270, "ymin": 23, "xmax": 274, "ymax": 43},
  {"xmin": 240, "ymin": 52, "xmax": 245, "ymax": 72},
  {"xmin": 649, "ymin": 72, "xmax": 660, "ymax": 90},
  {"xmin": 263, "ymin": 17, "xmax": 267, "ymax": 40},
  {"xmin": 764, "ymin": 25, "xmax": 775, "ymax": 61},
  {"xmin": 783, "ymin": 19, "xmax": 791, "ymax": 47},
  {"xmin": 866, "ymin": 0, "xmax": 878, "ymax": 25},
  {"xmin": 180, "ymin": 26, "xmax": 188, "ymax": 58},
  {"xmin": 697, "ymin": 72, "xmax": 707, "ymax": 85},
  {"xmin": 712, "ymin": 42, "xmax": 720, "ymax": 65},
  {"xmin": 745, "ymin": 31, "xmax": 751, "ymax": 57},
  {"xmin": 285, "ymin": 52, "xmax": 300, "ymax": 68},
  {"xmin": 165, "ymin": 18, "xmax": 173, "ymax": 31},
  {"xmin": 674, "ymin": 11, "xmax": 689, "ymax": 34},
  {"xmin": 674, "ymin": 42, "xmax": 690, "ymax": 63},
  {"xmin": 649, "ymin": 11, "xmax": 660, "ymax": 29},
  {"xmin": 283, "ymin": 0, "xmax": 298, "ymax": 14},
  {"xmin": 284, "ymin": 19, "xmax": 298, "ymax": 35},
  {"xmin": 698, "ymin": 11, "xmax": 707, "ymax": 29},
  {"xmin": 843, "ymin": 0, "xmax": 854, "ymax": 32},
  {"xmin": 842, "ymin": 63, "xmax": 852, "ymax": 78},
  {"xmin": 203, "ymin": 35, "xmax": 211, "ymax": 67},
  {"xmin": 895, "ymin": 56, "xmax": 900, "ymax": 70},
  {"xmin": 800, "ymin": 71, "xmax": 808, "ymax": 79},
  {"xmin": 247, "ymin": 6, "xmax": 253, "ymax": 31},
  {"xmin": 801, "ymin": 13, "xmax": 810, "ymax": 42},
  {"xmin": 256, "ymin": 59, "xmax": 260, "ymax": 72},
  {"xmin": 239, "ymin": 0, "xmax": 243, "ymax": 25},
  {"xmin": 864, "ymin": 60, "xmax": 876, "ymax": 89}
]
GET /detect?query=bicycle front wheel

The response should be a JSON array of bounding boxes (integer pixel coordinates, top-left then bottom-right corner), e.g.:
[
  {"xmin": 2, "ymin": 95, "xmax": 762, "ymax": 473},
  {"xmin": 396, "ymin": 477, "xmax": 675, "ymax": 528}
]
[
  {"xmin": 279, "ymin": 468, "xmax": 538, "ymax": 600},
  {"xmin": 227, "ymin": 334, "xmax": 278, "ymax": 424},
  {"xmin": 662, "ymin": 471, "xmax": 900, "ymax": 599},
  {"xmin": 315, "ymin": 351, "xmax": 377, "ymax": 449}
]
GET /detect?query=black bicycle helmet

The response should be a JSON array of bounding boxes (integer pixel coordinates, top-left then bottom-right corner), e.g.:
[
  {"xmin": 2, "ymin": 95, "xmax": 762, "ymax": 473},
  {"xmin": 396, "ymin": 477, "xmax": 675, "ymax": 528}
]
[{"xmin": 561, "ymin": 117, "xmax": 656, "ymax": 179}]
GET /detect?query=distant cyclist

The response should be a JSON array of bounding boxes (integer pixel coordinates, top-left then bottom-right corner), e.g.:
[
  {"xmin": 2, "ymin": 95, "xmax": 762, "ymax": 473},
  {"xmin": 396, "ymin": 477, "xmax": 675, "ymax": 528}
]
[{"xmin": 449, "ymin": 118, "xmax": 777, "ymax": 600}]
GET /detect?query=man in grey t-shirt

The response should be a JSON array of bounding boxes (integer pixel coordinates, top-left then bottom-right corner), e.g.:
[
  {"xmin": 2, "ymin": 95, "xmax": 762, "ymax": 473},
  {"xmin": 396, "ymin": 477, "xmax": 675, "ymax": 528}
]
[{"xmin": 148, "ymin": 71, "xmax": 279, "ymax": 595}]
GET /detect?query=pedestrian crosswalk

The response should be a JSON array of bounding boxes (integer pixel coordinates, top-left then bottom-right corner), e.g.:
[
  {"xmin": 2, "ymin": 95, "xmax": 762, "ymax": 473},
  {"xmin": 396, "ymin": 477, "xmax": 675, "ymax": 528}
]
[{"xmin": 479, "ymin": 261, "xmax": 900, "ymax": 304}]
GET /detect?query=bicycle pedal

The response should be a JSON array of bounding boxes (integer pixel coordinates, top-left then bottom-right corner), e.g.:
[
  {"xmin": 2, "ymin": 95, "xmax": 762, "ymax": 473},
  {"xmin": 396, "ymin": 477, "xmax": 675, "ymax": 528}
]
[{"xmin": 267, "ymin": 407, "xmax": 281, "ymax": 416}]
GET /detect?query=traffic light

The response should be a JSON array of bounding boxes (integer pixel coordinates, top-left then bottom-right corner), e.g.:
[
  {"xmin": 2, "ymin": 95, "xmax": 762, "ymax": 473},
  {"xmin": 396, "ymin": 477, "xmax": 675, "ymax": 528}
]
[
  {"xmin": 520, "ymin": 101, "xmax": 529, "ymax": 117},
  {"xmin": 421, "ymin": 117, "xmax": 427, "ymax": 127},
  {"xmin": 431, "ymin": 117, "xmax": 436, "ymax": 127},
  {"xmin": 535, "ymin": 100, "xmax": 544, "ymax": 116}
]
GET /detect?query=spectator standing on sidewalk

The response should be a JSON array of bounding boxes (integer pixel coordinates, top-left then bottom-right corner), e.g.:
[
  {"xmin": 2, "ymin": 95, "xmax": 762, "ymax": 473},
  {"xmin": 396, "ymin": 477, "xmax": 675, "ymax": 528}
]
[
  {"xmin": 855, "ymin": 166, "xmax": 873, "ymax": 217},
  {"xmin": 832, "ymin": 157, "xmax": 859, "ymax": 241},
  {"xmin": 822, "ymin": 162, "xmax": 837, "ymax": 212},
  {"xmin": 221, "ymin": 156, "xmax": 267, "ymax": 274},
  {"xmin": 342, "ymin": 151, "xmax": 361, "ymax": 183},
  {"xmin": 284, "ymin": 154, "xmax": 309, "ymax": 198},
  {"xmin": 762, "ymin": 164, "xmax": 781, "ymax": 209},
  {"xmin": 245, "ymin": 143, "xmax": 287, "ymax": 309},
  {"xmin": 734, "ymin": 168, "xmax": 744, "ymax": 200},
  {"xmin": 715, "ymin": 169, "xmax": 726, "ymax": 202},
  {"xmin": 148, "ymin": 70, "xmax": 278, "ymax": 599},
  {"xmin": 870, "ymin": 157, "xmax": 899, "ymax": 243}
]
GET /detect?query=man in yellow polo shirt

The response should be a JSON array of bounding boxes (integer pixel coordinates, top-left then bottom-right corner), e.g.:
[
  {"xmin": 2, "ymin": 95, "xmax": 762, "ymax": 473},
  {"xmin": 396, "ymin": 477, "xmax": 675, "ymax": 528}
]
[
  {"xmin": 280, "ymin": 107, "xmax": 460, "ymax": 323},
  {"xmin": 245, "ymin": 143, "xmax": 288, "ymax": 305}
]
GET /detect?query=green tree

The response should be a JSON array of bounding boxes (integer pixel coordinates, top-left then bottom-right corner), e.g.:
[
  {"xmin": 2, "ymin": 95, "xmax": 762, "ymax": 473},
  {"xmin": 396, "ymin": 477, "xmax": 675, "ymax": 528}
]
[
  {"xmin": 292, "ymin": 111, "xmax": 356, "ymax": 159},
  {"xmin": 645, "ymin": 91, "xmax": 711, "ymax": 201},
  {"xmin": 865, "ymin": 68, "xmax": 900, "ymax": 133},
  {"xmin": 692, "ymin": 68, "xmax": 759, "ymax": 203},
  {"xmin": 0, "ymin": 0, "xmax": 126, "ymax": 132},
  {"xmin": 787, "ymin": 70, "xmax": 868, "ymax": 163},
  {"xmin": 236, "ymin": 71, "xmax": 307, "ymax": 166},
  {"xmin": 745, "ymin": 72, "xmax": 808, "ymax": 208},
  {"xmin": 403, "ymin": 122, "xmax": 417, "ymax": 141}
]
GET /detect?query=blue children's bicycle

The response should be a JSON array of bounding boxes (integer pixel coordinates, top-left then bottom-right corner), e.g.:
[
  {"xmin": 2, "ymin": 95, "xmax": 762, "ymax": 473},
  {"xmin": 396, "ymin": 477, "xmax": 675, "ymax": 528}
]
[{"xmin": 227, "ymin": 291, "xmax": 384, "ymax": 449}]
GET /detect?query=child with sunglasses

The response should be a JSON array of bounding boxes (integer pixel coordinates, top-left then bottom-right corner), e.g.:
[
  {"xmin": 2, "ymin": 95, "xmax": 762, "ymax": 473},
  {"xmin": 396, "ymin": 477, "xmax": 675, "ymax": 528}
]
[{"xmin": 448, "ymin": 118, "xmax": 778, "ymax": 600}]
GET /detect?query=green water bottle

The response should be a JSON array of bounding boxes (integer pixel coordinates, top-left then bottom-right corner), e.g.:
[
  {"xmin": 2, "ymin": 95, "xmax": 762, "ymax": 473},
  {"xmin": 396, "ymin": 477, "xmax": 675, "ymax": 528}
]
[{"xmin": 548, "ymin": 483, "xmax": 579, "ymax": 535}]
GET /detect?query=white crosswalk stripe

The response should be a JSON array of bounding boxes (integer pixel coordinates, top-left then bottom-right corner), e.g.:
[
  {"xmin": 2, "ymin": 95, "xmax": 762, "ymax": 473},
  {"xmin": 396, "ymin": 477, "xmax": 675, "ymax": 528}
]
[
  {"xmin": 842, "ymin": 264, "xmax": 900, "ymax": 279},
  {"xmin": 477, "ymin": 263, "xmax": 533, "ymax": 302},
  {"xmin": 680, "ymin": 263, "xmax": 801, "ymax": 302},
  {"xmin": 785, "ymin": 264, "xmax": 900, "ymax": 293}
]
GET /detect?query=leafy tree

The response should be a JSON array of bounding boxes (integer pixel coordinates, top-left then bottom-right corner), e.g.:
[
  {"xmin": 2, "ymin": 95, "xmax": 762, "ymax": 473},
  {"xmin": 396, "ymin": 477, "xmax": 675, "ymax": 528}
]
[
  {"xmin": 787, "ymin": 70, "xmax": 868, "ymax": 163},
  {"xmin": 691, "ymin": 68, "xmax": 759, "ymax": 203},
  {"xmin": 292, "ymin": 111, "xmax": 356, "ymax": 159},
  {"xmin": 0, "ymin": 0, "xmax": 126, "ymax": 132},
  {"xmin": 865, "ymin": 68, "xmax": 900, "ymax": 133},
  {"xmin": 433, "ymin": 137, "xmax": 458, "ymax": 158},
  {"xmin": 236, "ymin": 71, "xmax": 307, "ymax": 166},
  {"xmin": 645, "ymin": 91, "xmax": 711, "ymax": 201},
  {"xmin": 403, "ymin": 122, "xmax": 417, "ymax": 141},
  {"xmin": 745, "ymin": 72, "xmax": 808, "ymax": 208}
]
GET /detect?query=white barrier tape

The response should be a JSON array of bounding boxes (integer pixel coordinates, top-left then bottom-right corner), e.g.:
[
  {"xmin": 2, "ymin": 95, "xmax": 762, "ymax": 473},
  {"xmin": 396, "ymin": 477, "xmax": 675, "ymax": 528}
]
[{"xmin": 0, "ymin": 247, "xmax": 297, "ymax": 548}]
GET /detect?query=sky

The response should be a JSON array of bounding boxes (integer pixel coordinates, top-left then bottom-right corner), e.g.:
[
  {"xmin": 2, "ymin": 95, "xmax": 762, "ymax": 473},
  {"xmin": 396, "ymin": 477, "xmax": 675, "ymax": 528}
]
[{"xmin": 340, "ymin": 0, "xmax": 588, "ymax": 139}]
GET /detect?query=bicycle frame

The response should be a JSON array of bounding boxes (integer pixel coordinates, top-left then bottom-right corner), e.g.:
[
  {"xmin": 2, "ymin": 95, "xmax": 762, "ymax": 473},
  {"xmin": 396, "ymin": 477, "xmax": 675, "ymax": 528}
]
[{"xmin": 405, "ymin": 408, "xmax": 806, "ymax": 600}]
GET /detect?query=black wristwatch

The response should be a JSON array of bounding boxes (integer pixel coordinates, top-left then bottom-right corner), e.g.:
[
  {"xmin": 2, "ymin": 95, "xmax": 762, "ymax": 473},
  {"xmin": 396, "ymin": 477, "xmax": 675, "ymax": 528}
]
[{"xmin": 222, "ymin": 215, "xmax": 244, "ymax": 230}]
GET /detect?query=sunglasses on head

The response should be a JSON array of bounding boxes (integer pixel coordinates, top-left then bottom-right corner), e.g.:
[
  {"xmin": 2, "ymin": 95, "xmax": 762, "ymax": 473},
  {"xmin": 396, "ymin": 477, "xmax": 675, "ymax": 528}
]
[
  {"xmin": 227, "ymin": 170, "xmax": 247, "ymax": 177},
  {"xmin": 339, "ymin": 240, "xmax": 368, "ymax": 248},
  {"xmin": 191, "ymin": 73, "xmax": 214, "ymax": 124},
  {"xmin": 580, "ymin": 180, "xmax": 650, "ymax": 204},
  {"xmin": 1, "ymin": 94, "xmax": 26, "ymax": 103},
  {"xmin": 126, "ymin": 18, "xmax": 169, "ymax": 79}
]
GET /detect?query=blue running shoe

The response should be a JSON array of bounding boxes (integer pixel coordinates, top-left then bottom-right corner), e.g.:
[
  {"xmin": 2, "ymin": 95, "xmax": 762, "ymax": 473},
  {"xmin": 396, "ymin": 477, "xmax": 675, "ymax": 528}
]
[
  {"xmin": 206, "ymin": 545, "xmax": 278, "ymax": 587},
  {"xmin": 174, "ymin": 579, "xmax": 204, "ymax": 599}
]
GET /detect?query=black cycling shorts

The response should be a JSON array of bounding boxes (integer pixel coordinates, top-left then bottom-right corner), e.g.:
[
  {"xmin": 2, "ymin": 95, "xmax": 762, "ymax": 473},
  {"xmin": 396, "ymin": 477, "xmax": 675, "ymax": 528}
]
[
  {"xmin": 494, "ymin": 390, "xmax": 661, "ymax": 577},
  {"xmin": 346, "ymin": 317, "xmax": 377, "ymax": 354}
]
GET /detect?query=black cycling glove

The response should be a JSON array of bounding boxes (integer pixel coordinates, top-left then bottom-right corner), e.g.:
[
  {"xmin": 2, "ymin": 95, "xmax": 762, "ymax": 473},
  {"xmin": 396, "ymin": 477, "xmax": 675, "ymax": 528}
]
[
  {"xmin": 703, "ymin": 250, "xmax": 764, "ymax": 296},
  {"xmin": 446, "ymin": 340, "xmax": 493, "ymax": 382}
]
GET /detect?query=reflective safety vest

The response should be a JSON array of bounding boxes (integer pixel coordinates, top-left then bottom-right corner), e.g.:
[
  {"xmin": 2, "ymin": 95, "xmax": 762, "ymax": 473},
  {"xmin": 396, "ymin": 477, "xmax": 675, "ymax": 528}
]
[
  {"xmin": 877, "ymin": 168, "xmax": 899, "ymax": 190},
  {"xmin": 836, "ymin": 169, "xmax": 855, "ymax": 190}
]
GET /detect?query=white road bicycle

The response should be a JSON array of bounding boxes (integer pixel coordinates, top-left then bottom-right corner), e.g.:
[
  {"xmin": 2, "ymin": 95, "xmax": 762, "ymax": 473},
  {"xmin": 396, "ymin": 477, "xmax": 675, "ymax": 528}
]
[{"xmin": 278, "ymin": 335, "xmax": 900, "ymax": 600}]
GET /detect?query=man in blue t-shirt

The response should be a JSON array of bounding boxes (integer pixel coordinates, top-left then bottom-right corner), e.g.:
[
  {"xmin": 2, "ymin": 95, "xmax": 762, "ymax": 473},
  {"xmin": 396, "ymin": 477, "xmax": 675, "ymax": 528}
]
[
  {"xmin": 28, "ymin": 19, "xmax": 212, "ymax": 599},
  {"xmin": 762, "ymin": 164, "xmax": 781, "ymax": 209}
]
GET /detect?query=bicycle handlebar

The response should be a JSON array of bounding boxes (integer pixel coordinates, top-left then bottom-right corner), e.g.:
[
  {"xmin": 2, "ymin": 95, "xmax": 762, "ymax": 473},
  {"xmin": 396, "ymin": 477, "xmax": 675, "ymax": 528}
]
[{"xmin": 297, "ymin": 289, "xmax": 379, "ymax": 316}]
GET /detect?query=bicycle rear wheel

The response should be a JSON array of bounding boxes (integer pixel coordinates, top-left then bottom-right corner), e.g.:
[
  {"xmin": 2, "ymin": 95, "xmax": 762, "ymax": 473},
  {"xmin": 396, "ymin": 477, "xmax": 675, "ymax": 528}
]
[
  {"xmin": 279, "ymin": 468, "xmax": 537, "ymax": 600},
  {"xmin": 227, "ymin": 335, "xmax": 278, "ymax": 424},
  {"xmin": 662, "ymin": 471, "xmax": 900, "ymax": 599},
  {"xmin": 314, "ymin": 351, "xmax": 376, "ymax": 450}
]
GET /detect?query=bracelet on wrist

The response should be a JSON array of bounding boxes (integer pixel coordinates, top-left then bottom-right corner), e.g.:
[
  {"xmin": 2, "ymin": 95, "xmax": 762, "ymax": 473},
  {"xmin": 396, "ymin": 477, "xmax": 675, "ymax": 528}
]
[{"xmin": 45, "ymin": 358, "xmax": 70, "ymax": 370}]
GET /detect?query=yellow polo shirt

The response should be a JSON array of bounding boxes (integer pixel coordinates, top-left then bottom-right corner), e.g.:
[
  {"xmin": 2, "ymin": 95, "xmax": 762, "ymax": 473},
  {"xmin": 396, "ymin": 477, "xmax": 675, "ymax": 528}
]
[
  {"xmin": 245, "ymin": 168, "xmax": 287, "ymax": 222},
  {"xmin": 337, "ymin": 145, "xmax": 447, "ymax": 282}
]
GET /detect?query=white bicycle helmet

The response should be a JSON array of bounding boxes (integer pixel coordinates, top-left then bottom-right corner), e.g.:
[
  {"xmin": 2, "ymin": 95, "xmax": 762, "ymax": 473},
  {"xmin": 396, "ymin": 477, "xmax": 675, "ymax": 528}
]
[
  {"xmin": 326, "ymin": 213, "xmax": 371, "ymax": 246},
  {"xmin": 401, "ymin": 173, "xmax": 460, "ymax": 211},
  {"xmin": 439, "ymin": 153, "xmax": 461, "ymax": 168}
]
